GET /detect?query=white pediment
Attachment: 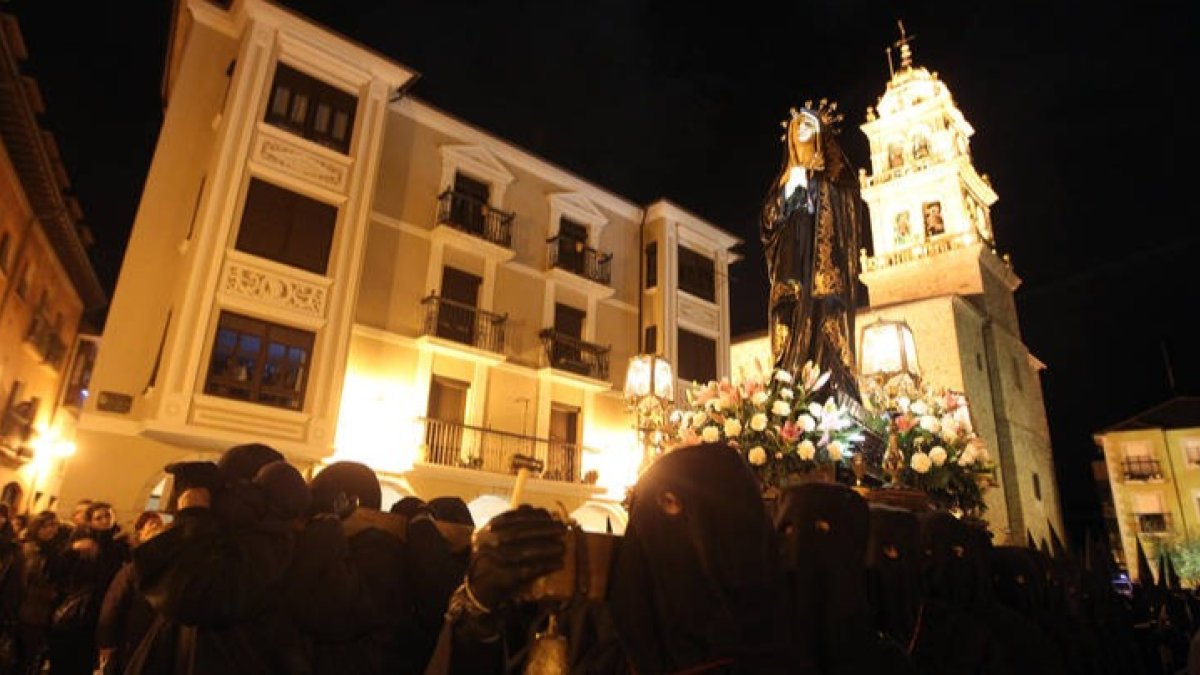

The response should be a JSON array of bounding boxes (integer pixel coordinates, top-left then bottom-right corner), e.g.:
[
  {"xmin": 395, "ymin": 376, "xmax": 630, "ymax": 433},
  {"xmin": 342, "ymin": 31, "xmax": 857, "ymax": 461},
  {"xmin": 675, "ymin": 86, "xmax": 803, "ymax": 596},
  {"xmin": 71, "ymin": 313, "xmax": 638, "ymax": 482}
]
[
  {"xmin": 549, "ymin": 192, "xmax": 607, "ymax": 227},
  {"xmin": 439, "ymin": 144, "xmax": 515, "ymax": 186}
]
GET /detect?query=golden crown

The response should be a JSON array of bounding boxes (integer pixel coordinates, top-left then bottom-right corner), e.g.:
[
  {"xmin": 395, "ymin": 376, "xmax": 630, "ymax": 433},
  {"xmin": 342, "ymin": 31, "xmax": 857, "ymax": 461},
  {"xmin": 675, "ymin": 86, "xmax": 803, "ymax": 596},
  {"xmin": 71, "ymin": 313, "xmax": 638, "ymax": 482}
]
[{"xmin": 779, "ymin": 98, "xmax": 845, "ymax": 140}]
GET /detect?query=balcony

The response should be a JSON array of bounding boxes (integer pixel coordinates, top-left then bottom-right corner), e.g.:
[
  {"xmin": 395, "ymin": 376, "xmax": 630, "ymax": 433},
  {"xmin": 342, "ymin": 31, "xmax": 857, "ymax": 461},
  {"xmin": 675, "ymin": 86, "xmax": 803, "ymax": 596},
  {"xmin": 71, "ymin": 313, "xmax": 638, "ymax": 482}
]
[
  {"xmin": 1122, "ymin": 457, "xmax": 1164, "ymax": 482},
  {"xmin": 1135, "ymin": 512, "xmax": 1171, "ymax": 535},
  {"xmin": 25, "ymin": 312, "xmax": 67, "ymax": 370},
  {"xmin": 539, "ymin": 329, "xmax": 610, "ymax": 382},
  {"xmin": 436, "ymin": 189, "xmax": 515, "ymax": 250},
  {"xmin": 421, "ymin": 295, "xmax": 507, "ymax": 354},
  {"xmin": 421, "ymin": 417, "xmax": 584, "ymax": 483},
  {"xmin": 546, "ymin": 236, "xmax": 612, "ymax": 286}
]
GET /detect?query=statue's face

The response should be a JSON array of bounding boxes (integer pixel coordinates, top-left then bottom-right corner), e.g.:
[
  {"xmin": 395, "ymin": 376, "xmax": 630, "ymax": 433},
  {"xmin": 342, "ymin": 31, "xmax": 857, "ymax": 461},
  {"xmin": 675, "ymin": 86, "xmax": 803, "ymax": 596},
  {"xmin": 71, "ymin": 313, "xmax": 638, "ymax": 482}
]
[
  {"xmin": 793, "ymin": 112, "xmax": 820, "ymax": 143},
  {"xmin": 787, "ymin": 111, "xmax": 823, "ymax": 171}
]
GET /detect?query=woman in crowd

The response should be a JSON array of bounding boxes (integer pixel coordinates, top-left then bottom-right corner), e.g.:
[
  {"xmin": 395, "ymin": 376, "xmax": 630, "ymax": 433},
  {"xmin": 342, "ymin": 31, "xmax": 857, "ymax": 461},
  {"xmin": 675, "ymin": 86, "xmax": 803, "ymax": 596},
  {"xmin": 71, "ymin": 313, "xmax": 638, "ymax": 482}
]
[
  {"xmin": 16, "ymin": 512, "xmax": 67, "ymax": 675},
  {"xmin": 96, "ymin": 511, "xmax": 163, "ymax": 675}
]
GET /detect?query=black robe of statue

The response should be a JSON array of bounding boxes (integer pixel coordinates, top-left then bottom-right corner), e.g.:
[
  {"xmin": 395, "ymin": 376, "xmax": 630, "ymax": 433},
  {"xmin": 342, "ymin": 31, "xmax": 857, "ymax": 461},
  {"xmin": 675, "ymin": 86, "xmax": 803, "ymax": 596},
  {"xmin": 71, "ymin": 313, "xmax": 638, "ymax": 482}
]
[{"xmin": 759, "ymin": 131, "xmax": 863, "ymax": 406}]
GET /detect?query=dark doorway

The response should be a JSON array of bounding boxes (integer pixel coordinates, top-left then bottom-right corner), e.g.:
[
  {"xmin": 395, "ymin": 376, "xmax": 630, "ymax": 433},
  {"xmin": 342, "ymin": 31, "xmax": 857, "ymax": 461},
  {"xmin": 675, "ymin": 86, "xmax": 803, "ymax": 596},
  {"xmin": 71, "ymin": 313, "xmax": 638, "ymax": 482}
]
[{"xmin": 548, "ymin": 404, "xmax": 580, "ymax": 481}]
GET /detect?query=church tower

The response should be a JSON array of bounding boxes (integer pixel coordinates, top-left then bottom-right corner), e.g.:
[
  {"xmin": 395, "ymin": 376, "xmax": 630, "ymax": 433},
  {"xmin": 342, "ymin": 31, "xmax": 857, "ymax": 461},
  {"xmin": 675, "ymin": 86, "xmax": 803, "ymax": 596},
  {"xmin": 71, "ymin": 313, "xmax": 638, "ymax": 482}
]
[{"xmin": 856, "ymin": 28, "xmax": 1064, "ymax": 546}]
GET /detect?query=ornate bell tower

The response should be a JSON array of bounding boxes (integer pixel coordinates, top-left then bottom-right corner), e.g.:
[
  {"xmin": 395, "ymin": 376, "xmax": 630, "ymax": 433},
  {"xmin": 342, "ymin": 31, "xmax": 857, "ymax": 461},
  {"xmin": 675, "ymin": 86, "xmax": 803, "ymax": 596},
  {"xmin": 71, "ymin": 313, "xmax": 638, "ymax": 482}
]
[{"xmin": 856, "ymin": 26, "xmax": 1064, "ymax": 547}]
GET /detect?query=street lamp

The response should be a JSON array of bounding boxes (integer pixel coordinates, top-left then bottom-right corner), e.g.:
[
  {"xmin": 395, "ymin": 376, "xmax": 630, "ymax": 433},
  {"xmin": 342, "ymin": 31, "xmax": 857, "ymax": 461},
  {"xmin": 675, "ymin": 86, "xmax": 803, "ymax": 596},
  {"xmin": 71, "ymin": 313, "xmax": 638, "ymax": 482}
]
[
  {"xmin": 859, "ymin": 318, "xmax": 920, "ymax": 387},
  {"xmin": 623, "ymin": 354, "xmax": 674, "ymax": 471}
]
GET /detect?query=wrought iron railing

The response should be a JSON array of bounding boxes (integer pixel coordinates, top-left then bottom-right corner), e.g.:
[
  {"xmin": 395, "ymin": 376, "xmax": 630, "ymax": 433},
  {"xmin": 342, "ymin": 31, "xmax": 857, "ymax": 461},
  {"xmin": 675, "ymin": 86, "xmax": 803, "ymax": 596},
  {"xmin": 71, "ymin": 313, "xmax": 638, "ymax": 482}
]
[
  {"xmin": 538, "ymin": 329, "xmax": 610, "ymax": 381},
  {"xmin": 420, "ymin": 417, "xmax": 583, "ymax": 483},
  {"xmin": 1136, "ymin": 512, "xmax": 1171, "ymax": 535},
  {"xmin": 436, "ymin": 190, "xmax": 515, "ymax": 249},
  {"xmin": 1122, "ymin": 457, "xmax": 1163, "ymax": 481},
  {"xmin": 420, "ymin": 295, "xmax": 507, "ymax": 354},
  {"xmin": 546, "ymin": 236, "xmax": 612, "ymax": 285},
  {"xmin": 25, "ymin": 312, "xmax": 67, "ymax": 370}
]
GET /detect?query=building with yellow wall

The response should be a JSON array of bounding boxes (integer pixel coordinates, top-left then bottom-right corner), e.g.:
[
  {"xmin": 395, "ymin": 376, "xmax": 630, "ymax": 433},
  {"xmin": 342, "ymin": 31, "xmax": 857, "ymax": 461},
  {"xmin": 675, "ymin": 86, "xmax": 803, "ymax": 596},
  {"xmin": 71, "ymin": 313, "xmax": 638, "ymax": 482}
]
[
  {"xmin": 0, "ymin": 13, "xmax": 106, "ymax": 514},
  {"xmin": 731, "ymin": 40, "xmax": 1064, "ymax": 547},
  {"xmin": 1094, "ymin": 397, "xmax": 1200, "ymax": 585},
  {"xmin": 57, "ymin": 0, "xmax": 739, "ymax": 530}
]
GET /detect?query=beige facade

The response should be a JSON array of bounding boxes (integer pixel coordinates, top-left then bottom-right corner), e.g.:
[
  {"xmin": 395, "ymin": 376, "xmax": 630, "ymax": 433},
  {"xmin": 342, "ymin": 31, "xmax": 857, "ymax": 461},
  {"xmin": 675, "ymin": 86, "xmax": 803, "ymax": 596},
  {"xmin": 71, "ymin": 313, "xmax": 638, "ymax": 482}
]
[
  {"xmin": 1094, "ymin": 398, "xmax": 1200, "ymax": 585},
  {"xmin": 0, "ymin": 13, "xmax": 106, "ymax": 513},
  {"xmin": 59, "ymin": 0, "xmax": 738, "ymax": 529},
  {"xmin": 731, "ymin": 47, "xmax": 1064, "ymax": 546}
]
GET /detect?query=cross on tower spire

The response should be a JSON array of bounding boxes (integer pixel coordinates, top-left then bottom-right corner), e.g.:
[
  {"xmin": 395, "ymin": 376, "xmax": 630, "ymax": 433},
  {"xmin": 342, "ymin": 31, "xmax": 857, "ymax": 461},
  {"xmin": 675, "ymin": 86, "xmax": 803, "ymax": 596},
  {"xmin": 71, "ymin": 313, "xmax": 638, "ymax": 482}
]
[{"xmin": 893, "ymin": 20, "xmax": 916, "ymax": 72}]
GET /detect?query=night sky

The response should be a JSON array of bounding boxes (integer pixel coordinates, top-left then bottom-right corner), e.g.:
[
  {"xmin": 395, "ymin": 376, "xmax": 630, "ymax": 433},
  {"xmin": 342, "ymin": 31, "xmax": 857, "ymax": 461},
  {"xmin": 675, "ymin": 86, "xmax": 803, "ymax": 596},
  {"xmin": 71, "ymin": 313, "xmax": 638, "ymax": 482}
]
[{"xmin": 7, "ymin": 1, "xmax": 1197, "ymax": 549}]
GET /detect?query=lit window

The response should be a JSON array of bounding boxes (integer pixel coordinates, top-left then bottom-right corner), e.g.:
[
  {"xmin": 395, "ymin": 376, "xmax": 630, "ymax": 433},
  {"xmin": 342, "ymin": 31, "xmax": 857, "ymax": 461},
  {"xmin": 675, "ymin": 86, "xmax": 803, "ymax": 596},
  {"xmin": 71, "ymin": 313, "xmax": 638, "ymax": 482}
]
[{"xmin": 204, "ymin": 311, "xmax": 314, "ymax": 411}]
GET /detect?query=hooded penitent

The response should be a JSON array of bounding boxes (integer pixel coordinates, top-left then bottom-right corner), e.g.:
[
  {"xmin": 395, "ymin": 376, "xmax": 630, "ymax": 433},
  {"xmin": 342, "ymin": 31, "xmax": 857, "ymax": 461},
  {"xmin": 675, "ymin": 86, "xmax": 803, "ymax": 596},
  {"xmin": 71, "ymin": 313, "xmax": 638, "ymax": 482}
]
[
  {"xmin": 309, "ymin": 461, "xmax": 382, "ymax": 515},
  {"xmin": 776, "ymin": 482, "xmax": 912, "ymax": 674},
  {"xmin": 866, "ymin": 503, "xmax": 922, "ymax": 649},
  {"xmin": 608, "ymin": 442, "xmax": 792, "ymax": 674}
]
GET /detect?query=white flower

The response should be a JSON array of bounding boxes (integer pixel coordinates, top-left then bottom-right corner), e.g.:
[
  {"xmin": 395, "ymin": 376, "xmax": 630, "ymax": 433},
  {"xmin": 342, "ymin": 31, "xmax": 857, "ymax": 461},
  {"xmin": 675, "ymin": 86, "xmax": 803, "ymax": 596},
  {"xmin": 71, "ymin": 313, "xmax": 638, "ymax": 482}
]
[
  {"xmin": 823, "ymin": 398, "xmax": 839, "ymax": 415},
  {"xmin": 705, "ymin": 397, "xmax": 721, "ymax": 411},
  {"xmin": 939, "ymin": 417, "xmax": 960, "ymax": 441},
  {"xmin": 692, "ymin": 411, "xmax": 708, "ymax": 428},
  {"xmin": 919, "ymin": 415, "xmax": 940, "ymax": 434},
  {"xmin": 701, "ymin": 426, "xmax": 721, "ymax": 443},
  {"xmin": 678, "ymin": 412, "xmax": 692, "ymax": 429},
  {"xmin": 724, "ymin": 419, "xmax": 743, "ymax": 438},
  {"xmin": 809, "ymin": 402, "xmax": 824, "ymax": 419},
  {"xmin": 750, "ymin": 413, "xmax": 769, "ymax": 432},
  {"xmin": 954, "ymin": 406, "xmax": 973, "ymax": 431},
  {"xmin": 911, "ymin": 452, "xmax": 932, "ymax": 474},
  {"xmin": 929, "ymin": 446, "xmax": 947, "ymax": 466},
  {"xmin": 828, "ymin": 440, "xmax": 845, "ymax": 459},
  {"xmin": 910, "ymin": 400, "xmax": 929, "ymax": 416},
  {"xmin": 774, "ymin": 370, "xmax": 793, "ymax": 383},
  {"xmin": 751, "ymin": 391, "xmax": 770, "ymax": 406},
  {"xmin": 747, "ymin": 446, "xmax": 767, "ymax": 466},
  {"xmin": 771, "ymin": 400, "xmax": 791, "ymax": 416},
  {"xmin": 779, "ymin": 388, "xmax": 794, "ymax": 401},
  {"xmin": 897, "ymin": 396, "xmax": 911, "ymax": 414},
  {"xmin": 797, "ymin": 414, "xmax": 816, "ymax": 433},
  {"xmin": 957, "ymin": 447, "xmax": 977, "ymax": 466},
  {"xmin": 797, "ymin": 440, "xmax": 817, "ymax": 460}
]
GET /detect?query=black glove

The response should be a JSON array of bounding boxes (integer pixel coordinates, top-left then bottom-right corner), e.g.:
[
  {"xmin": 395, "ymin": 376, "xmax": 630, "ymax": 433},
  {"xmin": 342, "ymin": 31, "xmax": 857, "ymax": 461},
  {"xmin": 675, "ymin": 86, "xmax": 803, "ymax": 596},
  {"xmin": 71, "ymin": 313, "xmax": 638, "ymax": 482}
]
[{"xmin": 466, "ymin": 505, "xmax": 567, "ymax": 611}]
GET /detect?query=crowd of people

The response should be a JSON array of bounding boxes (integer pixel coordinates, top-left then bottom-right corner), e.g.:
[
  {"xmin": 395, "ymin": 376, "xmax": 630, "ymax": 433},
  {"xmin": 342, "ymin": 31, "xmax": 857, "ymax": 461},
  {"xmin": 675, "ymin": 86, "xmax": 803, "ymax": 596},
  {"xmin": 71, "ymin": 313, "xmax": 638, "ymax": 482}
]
[{"xmin": 0, "ymin": 439, "xmax": 1194, "ymax": 674}]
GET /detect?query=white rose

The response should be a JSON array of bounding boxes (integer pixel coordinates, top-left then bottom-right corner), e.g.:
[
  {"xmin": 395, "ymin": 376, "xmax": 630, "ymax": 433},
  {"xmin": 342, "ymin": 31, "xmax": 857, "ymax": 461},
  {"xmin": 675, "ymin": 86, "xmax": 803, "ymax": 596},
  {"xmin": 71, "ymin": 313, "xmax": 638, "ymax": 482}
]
[
  {"xmin": 747, "ymin": 446, "xmax": 767, "ymax": 466},
  {"xmin": 919, "ymin": 415, "xmax": 940, "ymax": 434},
  {"xmin": 772, "ymin": 400, "xmax": 791, "ymax": 417},
  {"xmin": 797, "ymin": 440, "xmax": 817, "ymax": 461},
  {"xmin": 828, "ymin": 440, "xmax": 845, "ymax": 459},
  {"xmin": 809, "ymin": 402, "xmax": 824, "ymax": 419},
  {"xmin": 939, "ymin": 417, "xmax": 960, "ymax": 441},
  {"xmin": 929, "ymin": 446, "xmax": 947, "ymax": 466},
  {"xmin": 797, "ymin": 414, "xmax": 816, "ymax": 433},
  {"xmin": 910, "ymin": 400, "xmax": 929, "ymax": 416},
  {"xmin": 752, "ymin": 391, "xmax": 770, "ymax": 406},
  {"xmin": 701, "ymin": 426, "xmax": 721, "ymax": 443},
  {"xmin": 750, "ymin": 413, "xmax": 769, "ymax": 432},
  {"xmin": 774, "ymin": 370, "xmax": 793, "ymax": 383},
  {"xmin": 724, "ymin": 419, "xmax": 743, "ymax": 438},
  {"xmin": 911, "ymin": 452, "xmax": 932, "ymax": 474},
  {"xmin": 954, "ymin": 406, "xmax": 973, "ymax": 431},
  {"xmin": 823, "ymin": 398, "xmax": 839, "ymax": 415},
  {"xmin": 692, "ymin": 411, "xmax": 707, "ymax": 428},
  {"xmin": 779, "ymin": 388, "xmax": 794, "ymax": 401},
  {"xmin": 897, "ymin": 396, "xmax": 911, "ymax": 414},
  {"xmin": 957, "ymin": 447, "xmax": 977, "ymax": 466}
]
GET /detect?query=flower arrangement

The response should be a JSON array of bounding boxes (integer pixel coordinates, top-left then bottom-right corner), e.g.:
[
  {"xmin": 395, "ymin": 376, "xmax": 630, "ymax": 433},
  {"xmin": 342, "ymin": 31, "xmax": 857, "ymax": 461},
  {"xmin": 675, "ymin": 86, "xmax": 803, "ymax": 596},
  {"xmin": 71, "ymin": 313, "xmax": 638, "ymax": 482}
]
[
  {"xmin": 861, "ymin": 375, "xmax": 996, "ymax": 515},
  {"xmin": 672, "ymin": 360, "xmax": 863, "ymax": 490}
]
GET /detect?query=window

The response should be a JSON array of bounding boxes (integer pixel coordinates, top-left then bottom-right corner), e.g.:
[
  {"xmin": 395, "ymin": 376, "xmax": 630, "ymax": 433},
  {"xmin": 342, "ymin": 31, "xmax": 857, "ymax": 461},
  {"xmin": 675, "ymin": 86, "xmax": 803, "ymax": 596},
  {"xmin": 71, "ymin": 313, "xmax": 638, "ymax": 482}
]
[
  {"xmin": 264, "ymin": 63, "xmax": 357, "ymax": 153},
  {"xmin": 425, "ymin": 377, "xmax": 470, "ymax": 467},
  {"xmin": 678, "ymin": 246, "xmax": 715, "ymax": 301},
  {"xmin": 15, "ymin": 261, "xmax": 34, "ymax": 300},
  {"xmin": 555, "ymin": 219, "xmax": 590, "ymax": 275},
  {"xmin": 1183, "ymin": 438, "xmax": 1200, "ymax": 468},
  {"xmin": 1032, "ymin": 472, "xmax": 1041, "ymax": 501},
  {"xmin": 1009, "ymin": 355, "xmax": 1023, "ymax": 391},
  {"xmin": 643, "ymin": 325, "xmax": 657, "ymax": 353},
  {"xmin": 435, "ymin": 267, "xmax": 482, "ymax": 345},
  {"xmin": 447, "ymin": 173, "xmax": 490, "ymax": 234},
  {"xmin": 677, "ymin": 329, "xmax": 716, "ymax": 384},
  {"xmin": 236, "ymin": 179, "xmax": 337, "ymax": 274},
  {"xmin": 204, "ymin": 311, "xmax": 315, "ymax": 411},
  {"xmin": 645, "ymin": 242, "xmax": 657, "ymax": 289}
]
